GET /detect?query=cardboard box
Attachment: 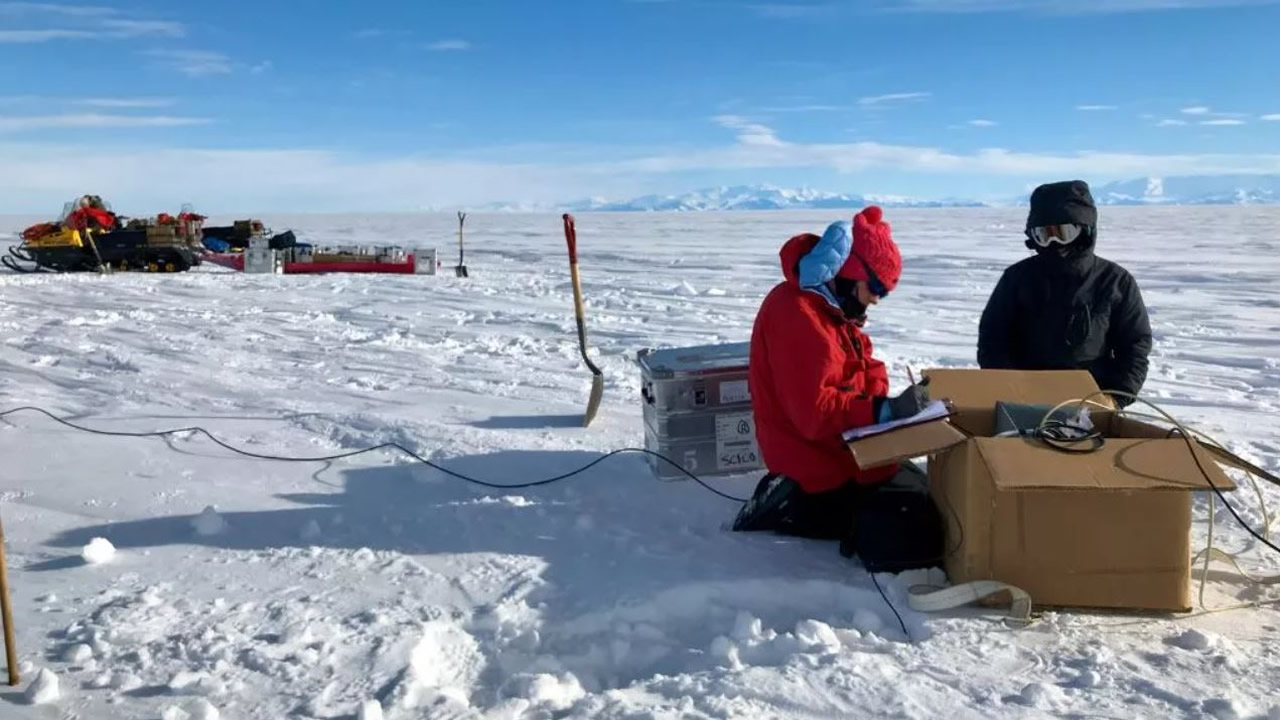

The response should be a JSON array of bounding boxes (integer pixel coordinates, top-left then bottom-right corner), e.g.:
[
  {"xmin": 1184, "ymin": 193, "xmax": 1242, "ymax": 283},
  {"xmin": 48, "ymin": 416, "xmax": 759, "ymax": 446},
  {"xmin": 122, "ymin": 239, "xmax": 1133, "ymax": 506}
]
[{"xmin": 842, "ymin": 368, "xmax": 1236, "ymax": 612}]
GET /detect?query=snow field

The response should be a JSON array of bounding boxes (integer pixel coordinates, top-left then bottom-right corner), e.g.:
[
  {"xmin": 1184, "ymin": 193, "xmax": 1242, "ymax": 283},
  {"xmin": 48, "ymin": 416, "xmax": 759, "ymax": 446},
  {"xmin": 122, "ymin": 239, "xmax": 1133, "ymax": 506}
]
[{"xmin": 0, "ymin": 207, "xmax": 1278, "ymax": 718}]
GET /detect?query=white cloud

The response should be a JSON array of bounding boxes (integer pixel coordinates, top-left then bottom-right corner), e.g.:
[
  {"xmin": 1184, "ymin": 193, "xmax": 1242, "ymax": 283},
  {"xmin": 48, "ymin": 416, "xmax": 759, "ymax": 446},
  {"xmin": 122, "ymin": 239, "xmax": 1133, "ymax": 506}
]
[
  {"xmin": 0, "ymin": 114, "xmax": 212, "ymax": 132},
  {"xmin": 101, "ymin": 18, "xmax": 184, "ymax": 36},
  {"xmin": 0, "ymin": 113, "xmax": 212, "ymax": 131},
  {"xmin": 1262, "ymin": 114, "xmax": 1280, "ymax": 121},
  {"xmin": 758, "ymin": 104, "xmax": 846, "ymax": 112},
  {"xmin": 712, "ymin": 115, "xmax": 786, "ymax": 147},
  {"xmin": 0, "ymin": 4, "xmax": 184, "ymax": 43},
  {"xmin": 0, "ymin": 28, "xmax": 92, "ymax": 42},
  {"xmin": 1178, "ymin": 106, "xmax": 1251, "ymax": 122},
  {"xmin": 1076, "ymin": 105, "xmax": 1117, "ymax": 111},
  {"xmin": 77, "ymin": 97, "xmax": 174, "ymax": 108},
  {"xmin": 353, "ymin": 28, "xmax": 384, "ymax": 39},
  {"xmin": 425, "ymin": 39, "xmax": 471, "ymax": 51},
  {"xmin": 0, "ymin": 3, "xmax": 115, "ymax": 16},
  {"xmin": 144, "ymin": 50, "xmax": 234, "ymax": 77},
  {"xmin": 597, "ymin": 117, "xmax": 1280, "ymax": 180},
  {"xmin": 0, "ymin": 143, "xmax": 642, "ymax": 213},
  {"xmin": 859, "ymin": 92, "xmax": 931, "ymax": 106},
  {"xmin": 1157, "ymin": 119, "xmax": 1189, "ymax": 126},
  {"xmin": 968, "ymin": 119, "xmax": 998, "ymax": 127},
  {"xmin": 5, "ymin": 116, "xmax": 1280, "ymax": 211},
  {"xmin": 607, "ymin": 138, "xmax": 1280, "ymax": 180}
]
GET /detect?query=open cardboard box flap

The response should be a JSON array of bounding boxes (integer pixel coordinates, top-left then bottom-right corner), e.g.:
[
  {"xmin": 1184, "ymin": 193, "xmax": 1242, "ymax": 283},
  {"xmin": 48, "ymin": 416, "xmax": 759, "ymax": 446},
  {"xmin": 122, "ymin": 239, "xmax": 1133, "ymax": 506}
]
[
  {"xmin": 974, "ymin": 436, "xmax": 1237, "ymax": 492},
  {"xmin": 846, "ymin": 414, "xmax": 967, "ymax": 469},
  {"xmin": 924, "ymin": 368, "xmax": 1114, "ymax": 414}
]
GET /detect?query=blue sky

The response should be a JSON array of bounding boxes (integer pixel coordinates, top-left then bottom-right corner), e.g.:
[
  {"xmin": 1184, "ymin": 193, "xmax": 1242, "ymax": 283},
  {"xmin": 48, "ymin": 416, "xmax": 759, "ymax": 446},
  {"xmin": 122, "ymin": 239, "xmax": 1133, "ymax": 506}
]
[{"xmin": 2, "ymin": 0, "xmax": 1279, "ymax": 211}]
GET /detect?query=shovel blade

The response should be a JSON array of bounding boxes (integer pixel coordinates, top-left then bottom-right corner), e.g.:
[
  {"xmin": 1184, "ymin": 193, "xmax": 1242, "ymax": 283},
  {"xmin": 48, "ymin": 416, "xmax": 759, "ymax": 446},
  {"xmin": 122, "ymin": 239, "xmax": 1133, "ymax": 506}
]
[
  {"xmin": 583, "ymin": 373, "xmax": 604, "ymax": 427},
  {"xmin": 454, "ymin": 265, "xmax": 469, "ymax": 277}
]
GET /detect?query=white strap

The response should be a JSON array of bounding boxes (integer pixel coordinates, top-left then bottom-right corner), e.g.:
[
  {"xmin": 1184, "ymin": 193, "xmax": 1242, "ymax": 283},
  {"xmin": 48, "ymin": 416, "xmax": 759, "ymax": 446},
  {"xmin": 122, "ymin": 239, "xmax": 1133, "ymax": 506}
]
[{"xmin": 907, "ymin": 581, "xmax": 1034, "ymax": 628}]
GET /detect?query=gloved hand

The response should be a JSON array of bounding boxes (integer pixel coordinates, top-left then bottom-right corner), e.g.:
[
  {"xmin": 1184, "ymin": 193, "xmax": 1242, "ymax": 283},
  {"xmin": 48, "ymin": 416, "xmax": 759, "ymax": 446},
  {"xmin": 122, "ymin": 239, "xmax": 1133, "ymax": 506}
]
[{"xmin": 875, "ymin": 380, "xmax": 930, "ymax": 423}]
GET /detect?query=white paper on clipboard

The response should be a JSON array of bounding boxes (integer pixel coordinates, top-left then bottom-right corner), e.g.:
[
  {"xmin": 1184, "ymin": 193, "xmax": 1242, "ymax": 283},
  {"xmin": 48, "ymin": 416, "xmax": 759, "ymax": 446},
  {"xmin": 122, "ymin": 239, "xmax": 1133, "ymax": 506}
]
[{"xmin": 842, "ymin": 400, "xmax": 951, "ymax": 442}]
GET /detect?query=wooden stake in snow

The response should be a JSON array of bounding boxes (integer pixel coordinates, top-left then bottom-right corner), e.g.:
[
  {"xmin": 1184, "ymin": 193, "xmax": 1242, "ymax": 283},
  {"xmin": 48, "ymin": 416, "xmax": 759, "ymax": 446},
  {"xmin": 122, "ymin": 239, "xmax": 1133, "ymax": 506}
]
[{"xmin": 0, "ymin": 514, "xmax": 18, "ymax": 686}]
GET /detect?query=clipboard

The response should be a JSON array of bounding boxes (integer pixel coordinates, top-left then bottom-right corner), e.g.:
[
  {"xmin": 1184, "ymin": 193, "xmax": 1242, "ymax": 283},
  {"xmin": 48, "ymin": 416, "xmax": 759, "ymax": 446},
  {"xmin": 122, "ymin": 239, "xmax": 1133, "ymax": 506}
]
[{"xmin": 842, "ymin": 400, "xmax": 955, "ymax": 442}]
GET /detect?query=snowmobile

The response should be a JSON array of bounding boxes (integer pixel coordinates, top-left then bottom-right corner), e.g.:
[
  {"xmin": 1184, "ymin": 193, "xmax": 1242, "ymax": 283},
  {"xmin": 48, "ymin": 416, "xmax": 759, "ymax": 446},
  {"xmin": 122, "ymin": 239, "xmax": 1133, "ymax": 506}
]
[{"xmin": 3, "ymin": 195, "xmax": 199, "ymax": 274}]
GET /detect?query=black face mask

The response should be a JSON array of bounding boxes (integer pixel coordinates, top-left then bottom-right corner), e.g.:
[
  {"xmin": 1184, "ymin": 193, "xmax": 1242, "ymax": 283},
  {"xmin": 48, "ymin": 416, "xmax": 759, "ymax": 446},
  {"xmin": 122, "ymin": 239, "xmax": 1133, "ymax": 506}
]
[{"xmin": 832, "ymin": 277, "xmax": 867, "ymax": 322}]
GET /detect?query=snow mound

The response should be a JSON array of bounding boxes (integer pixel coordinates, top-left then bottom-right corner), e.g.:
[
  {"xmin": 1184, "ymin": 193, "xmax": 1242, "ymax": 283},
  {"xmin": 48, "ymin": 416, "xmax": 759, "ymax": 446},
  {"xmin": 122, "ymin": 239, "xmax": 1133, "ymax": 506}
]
[
  {"xmin": 162, "ymin": 699, "xmax": 221, "ymax": 720},
  {"xmin": 358, "ymin": 699, "xmax": 385, "ymax": 720},
  {"xmin": 81, "ymin": 537, "xmax": 116, "ymax": 564},
  {"xmin": 24, "ymin": 668, "xmax": 60, "ymax": 705},
  {"xmin": 192, "ymin": 506, "xmax": 227, "ymax": 536}
]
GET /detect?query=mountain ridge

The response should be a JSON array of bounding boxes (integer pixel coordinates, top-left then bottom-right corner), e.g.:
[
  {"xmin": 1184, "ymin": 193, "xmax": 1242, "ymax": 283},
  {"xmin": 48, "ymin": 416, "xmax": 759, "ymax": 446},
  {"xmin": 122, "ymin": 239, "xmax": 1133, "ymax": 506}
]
[{"xmin": 465, "ymin": 175, "xmax": 1280, "ymax": 212}]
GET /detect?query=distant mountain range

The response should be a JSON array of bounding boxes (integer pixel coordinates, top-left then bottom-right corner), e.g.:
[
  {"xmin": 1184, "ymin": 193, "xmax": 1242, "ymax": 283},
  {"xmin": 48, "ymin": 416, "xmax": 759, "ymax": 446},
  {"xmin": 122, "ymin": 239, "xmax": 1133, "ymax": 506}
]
[
  {"xmin": 559, "ymin": 185, "xmax": 987, "ymax": 212},
  {"xmin": 473, "ymin": 185, "xmax": 985, "ymax": 213},
  {"xmin": 1091, "ymin": 175, "xmax": 1280, "ymax": 205},
  {"xmin": 472, "ymin": 175, "xmax": 1280, "ymax": 212}
]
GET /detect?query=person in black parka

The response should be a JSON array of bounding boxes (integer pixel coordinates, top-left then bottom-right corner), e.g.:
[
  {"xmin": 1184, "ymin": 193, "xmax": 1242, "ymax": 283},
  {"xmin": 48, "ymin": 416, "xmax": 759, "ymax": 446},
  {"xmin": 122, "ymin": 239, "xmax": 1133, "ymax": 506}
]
[{"xmin": 977, "ymin": 180, "xmax": 1152, "ymax": 406}]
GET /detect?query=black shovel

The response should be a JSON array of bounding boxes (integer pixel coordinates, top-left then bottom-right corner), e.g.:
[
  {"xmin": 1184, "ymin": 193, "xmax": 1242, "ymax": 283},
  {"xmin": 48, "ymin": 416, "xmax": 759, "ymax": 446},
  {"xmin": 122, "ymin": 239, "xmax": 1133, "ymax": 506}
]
[{"xmin": 454, "ymin": 211, "xmax": 469, "ymax": 277}]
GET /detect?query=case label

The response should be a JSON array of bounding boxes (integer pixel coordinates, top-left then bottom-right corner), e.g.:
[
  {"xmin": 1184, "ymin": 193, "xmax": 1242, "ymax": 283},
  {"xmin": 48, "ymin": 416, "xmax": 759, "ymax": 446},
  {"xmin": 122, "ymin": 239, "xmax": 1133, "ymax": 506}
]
[
  {"xmin": 719, "ymin": 380, "xmax": 751, "ymax": 405},
  {"xmin": 715, "ymin": 412, "xmax": 761, "ymax": 471}
]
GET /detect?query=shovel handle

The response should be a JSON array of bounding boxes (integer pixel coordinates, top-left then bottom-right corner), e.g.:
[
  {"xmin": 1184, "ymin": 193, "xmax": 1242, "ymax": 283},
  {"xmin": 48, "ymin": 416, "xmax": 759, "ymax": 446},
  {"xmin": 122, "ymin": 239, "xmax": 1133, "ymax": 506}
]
[
  {"xmin": 561, "ymin": 214, "xmax": 600, "ymax": 375},
  {"xmin": 562, "ymin": 213, "xmax": 578, "ymax": 264},
  {"xmin": 0, "ymin": 515, "xmax": 17, "ymax": 686}
]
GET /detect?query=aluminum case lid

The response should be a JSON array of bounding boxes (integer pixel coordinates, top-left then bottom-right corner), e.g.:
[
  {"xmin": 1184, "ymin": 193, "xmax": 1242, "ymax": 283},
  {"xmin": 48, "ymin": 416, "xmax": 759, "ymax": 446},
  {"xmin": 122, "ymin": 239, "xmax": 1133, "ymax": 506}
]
[{"xmin": 637, "ymin": 341, "xmax": 751, "ymax": 379}]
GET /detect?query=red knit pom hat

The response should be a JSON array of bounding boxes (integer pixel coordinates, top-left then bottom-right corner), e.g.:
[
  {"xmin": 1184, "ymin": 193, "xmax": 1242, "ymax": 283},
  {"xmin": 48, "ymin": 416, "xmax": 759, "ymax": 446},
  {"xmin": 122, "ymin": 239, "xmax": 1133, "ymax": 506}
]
[{"xmin": 837, "ymin": 205, "xmax": 902, "ymax": 293}]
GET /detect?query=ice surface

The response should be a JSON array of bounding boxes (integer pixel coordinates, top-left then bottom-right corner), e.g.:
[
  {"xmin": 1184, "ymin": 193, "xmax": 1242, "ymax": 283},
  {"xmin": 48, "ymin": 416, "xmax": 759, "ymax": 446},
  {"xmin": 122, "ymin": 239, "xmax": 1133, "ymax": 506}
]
[{"xmin": 1, "ymin": 208, "xmax": 1279, "ymax": 719}]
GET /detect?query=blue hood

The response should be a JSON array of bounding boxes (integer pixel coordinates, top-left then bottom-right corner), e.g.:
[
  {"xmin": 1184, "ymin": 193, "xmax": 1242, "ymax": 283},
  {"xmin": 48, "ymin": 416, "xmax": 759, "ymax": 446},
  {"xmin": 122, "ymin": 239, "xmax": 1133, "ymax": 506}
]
[{"xmin": 795, "ymin": 220, "xmax": 853, "ymax": 309}]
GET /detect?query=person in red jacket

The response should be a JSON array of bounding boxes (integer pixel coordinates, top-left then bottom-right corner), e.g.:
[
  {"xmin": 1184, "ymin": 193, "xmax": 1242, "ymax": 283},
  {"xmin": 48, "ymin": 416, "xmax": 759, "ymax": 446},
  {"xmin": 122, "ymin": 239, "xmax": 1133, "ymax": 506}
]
[{"xmin": 732, "ymin": 206, "xmax": 939, "ymax": 571}]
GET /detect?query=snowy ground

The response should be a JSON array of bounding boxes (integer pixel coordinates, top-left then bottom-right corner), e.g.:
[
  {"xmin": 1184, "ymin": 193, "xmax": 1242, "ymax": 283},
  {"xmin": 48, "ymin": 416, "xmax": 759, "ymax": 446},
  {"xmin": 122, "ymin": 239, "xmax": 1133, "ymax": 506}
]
[{"xmin": 1, "ymin": 207, "xmax": 1278, "ymax": 720}]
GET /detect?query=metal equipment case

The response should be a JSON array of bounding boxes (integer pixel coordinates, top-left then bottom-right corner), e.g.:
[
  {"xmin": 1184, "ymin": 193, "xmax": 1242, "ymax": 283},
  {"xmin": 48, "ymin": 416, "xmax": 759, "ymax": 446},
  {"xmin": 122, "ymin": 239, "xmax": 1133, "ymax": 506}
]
[{"xmin": 637, "ymin": 341, "xmax": 763, "ymax": 481}]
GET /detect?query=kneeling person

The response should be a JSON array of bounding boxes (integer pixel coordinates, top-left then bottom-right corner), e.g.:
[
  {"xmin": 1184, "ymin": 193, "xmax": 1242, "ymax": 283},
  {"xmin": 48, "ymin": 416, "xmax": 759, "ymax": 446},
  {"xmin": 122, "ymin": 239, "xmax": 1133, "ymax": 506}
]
[{"xmin": 732, "ymin": 206, "xmax": 942, "ymax": 572}]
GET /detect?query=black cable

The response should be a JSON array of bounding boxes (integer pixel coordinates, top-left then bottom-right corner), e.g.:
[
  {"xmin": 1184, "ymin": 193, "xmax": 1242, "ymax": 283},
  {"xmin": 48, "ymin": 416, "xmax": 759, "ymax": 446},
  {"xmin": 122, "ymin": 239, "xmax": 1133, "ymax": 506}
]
[
  {"xmin": 1169, "ymin": 426, "xmax": 1280, "ymax": 559},
  {"xmin": 1028, "ymin": 404, "xmax": 1280, "ymax": 560},
  {"xmin": 1166, "ymin": 427, "xmax": 1280, "ymax": 492},
  {"xmin": 1023, "ymin": 420, "xmax": 1105, "ymax": 454},
  {"xmin": 1027, "ymin": 412, "xmax": 1279, "ymax": 558},
  {"xmin": 0, "ymin": 406, "xmax": 750, "ymax": 503},
  {"xmin": 869, "ymin": 572, "xmax": 909, "ymax": 639},
  {"xmin": 7, "ymin": 404, "xmax": 975, "ymax": 635}
]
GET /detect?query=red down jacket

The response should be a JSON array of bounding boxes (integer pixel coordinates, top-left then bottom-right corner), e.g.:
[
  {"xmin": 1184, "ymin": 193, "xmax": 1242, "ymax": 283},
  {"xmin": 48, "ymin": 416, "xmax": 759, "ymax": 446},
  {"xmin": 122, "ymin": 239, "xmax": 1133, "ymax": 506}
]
[{"xmin": 748, "ymin": 231, "xmax": 899, "ymax": 494}]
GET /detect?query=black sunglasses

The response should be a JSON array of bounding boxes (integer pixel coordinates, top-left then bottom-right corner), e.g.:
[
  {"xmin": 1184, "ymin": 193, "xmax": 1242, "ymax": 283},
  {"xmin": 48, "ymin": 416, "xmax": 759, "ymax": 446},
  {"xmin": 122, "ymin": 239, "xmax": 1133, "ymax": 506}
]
[{"xmin": 854, "ymin": 254, "xmax": 889, "ymax": 298}]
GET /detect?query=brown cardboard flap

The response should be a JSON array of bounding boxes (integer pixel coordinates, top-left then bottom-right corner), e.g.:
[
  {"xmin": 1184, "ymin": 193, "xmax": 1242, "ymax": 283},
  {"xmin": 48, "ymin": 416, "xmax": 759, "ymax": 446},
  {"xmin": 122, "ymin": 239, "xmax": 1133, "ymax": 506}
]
[
  {"xmin": 975, "ymin": 437, "xmax": 1238, "ymax": 491},
  {"xmin": 923, "ymin": 369, "xmax": 1110, "ymax": 415},
  {"xmin": 847, "ymin": 419, "xmax": 967, "ymax": 470}
]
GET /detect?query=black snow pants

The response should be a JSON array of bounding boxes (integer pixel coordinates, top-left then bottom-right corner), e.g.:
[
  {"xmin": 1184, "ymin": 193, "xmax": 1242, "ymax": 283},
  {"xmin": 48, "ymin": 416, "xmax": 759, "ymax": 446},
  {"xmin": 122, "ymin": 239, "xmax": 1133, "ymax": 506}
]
[{"xmin": 730, "ymin": 462, "xmax": 945, "ymax": 574}]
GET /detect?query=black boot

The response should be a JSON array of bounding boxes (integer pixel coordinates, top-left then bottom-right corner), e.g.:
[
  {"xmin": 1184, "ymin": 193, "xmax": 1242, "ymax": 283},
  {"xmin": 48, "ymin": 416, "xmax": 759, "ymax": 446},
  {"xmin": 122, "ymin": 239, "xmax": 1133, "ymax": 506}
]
[
  {"xmin": 731, "ymin": 473, "xmax": 793, "ymax": 532},
  {"xmin": 732, "ymin": 473, "xmax": 860, "ymax": 540}
]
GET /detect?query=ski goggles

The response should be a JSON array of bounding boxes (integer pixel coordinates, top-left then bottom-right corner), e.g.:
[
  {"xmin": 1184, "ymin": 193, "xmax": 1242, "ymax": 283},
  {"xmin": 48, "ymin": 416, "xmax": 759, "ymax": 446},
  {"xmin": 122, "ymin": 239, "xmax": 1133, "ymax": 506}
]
[{"xmin": 1028, "ymin": 223, "xmax": 1084, "ymax": 248}]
